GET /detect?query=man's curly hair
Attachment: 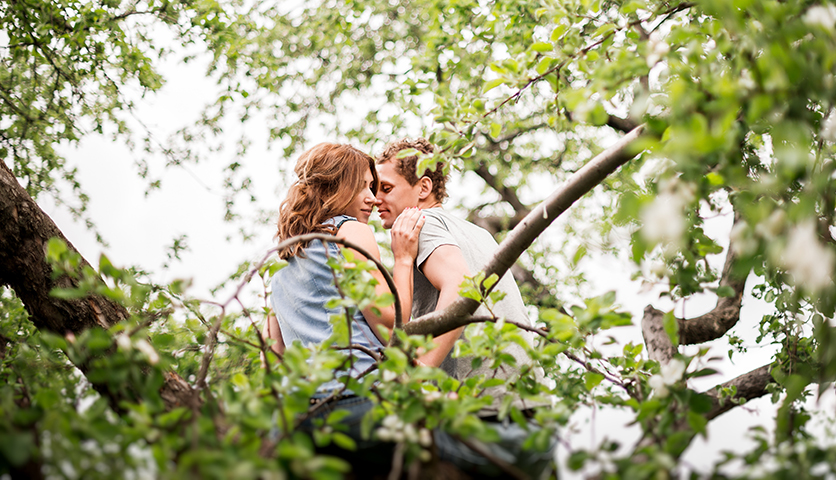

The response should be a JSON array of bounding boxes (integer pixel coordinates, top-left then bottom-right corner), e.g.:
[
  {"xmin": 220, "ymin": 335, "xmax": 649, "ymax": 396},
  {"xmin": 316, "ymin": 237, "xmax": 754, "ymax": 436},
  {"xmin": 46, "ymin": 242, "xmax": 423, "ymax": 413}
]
[{"xmin": 376, "ymin": 138, "xmax": 448, "ymax": 202}]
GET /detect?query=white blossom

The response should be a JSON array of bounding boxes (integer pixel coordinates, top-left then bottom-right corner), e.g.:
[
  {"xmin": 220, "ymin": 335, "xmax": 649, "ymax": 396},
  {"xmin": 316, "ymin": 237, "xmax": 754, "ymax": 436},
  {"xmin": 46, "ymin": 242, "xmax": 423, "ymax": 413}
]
[
  {"xmin": 648, "ymin": 375, "xmax": 669, "ymax": 398},
  {"xmin": 377, "ymin": 415, "xmax": 431, "ymax": 446},
  {"xmin": 822, "ymin": 109, "xmax": 836, "ymax": 142},
  {"xmin": 646, "ymin": 32, "xmax": 670, "ymax": 67},
  {"xmin": 115, "ymin": 333, "xmax": 132, "ymax": 351},
  {"xmin": 376, "ymin": 428, "xmax": 394, "ymax": 442},
  {"xmin": 739, "ymin": 69, "xmax": 756, "ymax": 91},
  {"xmin": 134, "ymin": 339, "xmax": 160, "ymax": 365},
  {"xmin": 382, "ymin": 369, "xmax": 398, "ymax": 382},
  {"xmin": 382, "ymin": 415, "xmax": 402, "ymax": 429},
  {"xmin": 782, "ymin": 221, "xmax": 835, "ymax": 292},
  {"xmin": 803, "ymin": 5, "xmax": 836, "ymax": 31},
  {"xmin": 647, "ymin": 260, "xmax": 668, "ymax": 279},
  {"xmin": 730, "ymin": 221, "xmax": 758, "ymax": 256},
  {"xmin": 754, "ymin": 209, "xmax": 786, "ymax": 240},
  {"xmin": 649, "ymin": 358, "xmax": 686, "ymax": 398},
  {"xmin": 641, "ymin": 193, "xmax": 686, "ymax": 244},
  {"xmin": 423, "ymin": 390, "xmax": 442, "ymax": 402},
  {"xmin": 641, "ymin": 179, "xmax": 696, "ymax": 246},
  {"xmin": 418, "ymin": 428, "xmax": 433, "ymax": 447},
  {"xmin": 660, "ymin": 358, "xmax": 686, "ymax": 384},
  {"xmin": 403, "ymin": 424, "xmax": 418, "ymax": 443}
]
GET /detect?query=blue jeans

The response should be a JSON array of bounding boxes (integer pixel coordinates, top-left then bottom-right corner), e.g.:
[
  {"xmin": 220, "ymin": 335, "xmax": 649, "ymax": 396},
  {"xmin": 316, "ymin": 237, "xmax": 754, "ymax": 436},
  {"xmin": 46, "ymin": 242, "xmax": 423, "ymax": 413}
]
[
  {"xmin": 434, "ymin": 417, "xmax": 557, "ymax": 479},
  {"xmin": 299, "ymin": 396, "xmax": 557, "ymax": 479}
]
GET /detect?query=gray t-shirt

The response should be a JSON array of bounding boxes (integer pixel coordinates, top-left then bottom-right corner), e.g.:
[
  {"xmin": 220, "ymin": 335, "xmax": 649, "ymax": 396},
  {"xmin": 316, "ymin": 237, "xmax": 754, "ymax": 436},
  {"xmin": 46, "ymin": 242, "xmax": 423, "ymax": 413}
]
[{"xmin": 412, "ymin": 208, "xmax": 546, "ymax": 414}]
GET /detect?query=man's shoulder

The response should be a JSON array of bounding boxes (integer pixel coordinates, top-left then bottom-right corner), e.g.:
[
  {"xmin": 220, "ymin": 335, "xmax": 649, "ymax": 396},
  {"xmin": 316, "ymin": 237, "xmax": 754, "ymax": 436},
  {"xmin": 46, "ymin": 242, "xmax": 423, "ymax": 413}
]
[{"xmin": 422, "ymin": 208, "xmax": 487, "ymax": 236}]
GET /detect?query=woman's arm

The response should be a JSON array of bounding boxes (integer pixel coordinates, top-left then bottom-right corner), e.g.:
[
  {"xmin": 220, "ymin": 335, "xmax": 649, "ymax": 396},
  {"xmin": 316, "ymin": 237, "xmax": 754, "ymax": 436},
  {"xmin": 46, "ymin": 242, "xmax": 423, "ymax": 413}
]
[
  {"xmin": 337, "ymin": 210, "xmax": 424, "ymax": 343},
  {"xmin": 262, "ymin": 313, "xmax": 285, "ymax": 357}
]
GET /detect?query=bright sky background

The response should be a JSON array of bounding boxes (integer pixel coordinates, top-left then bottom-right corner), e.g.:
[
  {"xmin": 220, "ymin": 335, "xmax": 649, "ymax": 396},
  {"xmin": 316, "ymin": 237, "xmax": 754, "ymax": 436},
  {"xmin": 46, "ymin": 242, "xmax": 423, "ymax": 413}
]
[{"xmin": 32, "ymin": 42, "xmax": 835, "ymax": 478}]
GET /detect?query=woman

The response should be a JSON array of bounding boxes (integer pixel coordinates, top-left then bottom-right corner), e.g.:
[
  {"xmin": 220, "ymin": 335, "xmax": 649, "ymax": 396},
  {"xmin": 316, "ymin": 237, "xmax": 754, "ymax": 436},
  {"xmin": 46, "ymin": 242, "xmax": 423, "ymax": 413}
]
[{"xmin": 263, "ymin": 142, "xmax": 424, "ymax": 386}]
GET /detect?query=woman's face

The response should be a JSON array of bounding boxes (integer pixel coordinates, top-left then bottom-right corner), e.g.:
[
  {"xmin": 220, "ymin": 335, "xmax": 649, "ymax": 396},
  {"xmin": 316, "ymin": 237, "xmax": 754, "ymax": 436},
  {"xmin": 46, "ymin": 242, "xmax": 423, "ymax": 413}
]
[{"xmin": 344, "ymin": 168, "xmax": 376, "ymax": 224}]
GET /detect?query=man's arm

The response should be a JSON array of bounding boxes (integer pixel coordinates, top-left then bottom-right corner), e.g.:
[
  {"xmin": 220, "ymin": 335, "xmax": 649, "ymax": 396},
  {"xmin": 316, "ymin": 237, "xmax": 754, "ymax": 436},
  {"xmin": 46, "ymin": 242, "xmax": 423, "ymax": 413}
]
[{"xmin": 416, "ymin": 244, "xmax": 470, "ymax": 367}]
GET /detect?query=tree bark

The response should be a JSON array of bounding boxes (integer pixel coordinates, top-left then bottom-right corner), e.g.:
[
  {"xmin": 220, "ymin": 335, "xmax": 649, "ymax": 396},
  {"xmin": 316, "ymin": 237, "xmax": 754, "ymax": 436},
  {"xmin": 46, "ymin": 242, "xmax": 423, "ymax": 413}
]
[
  {"xmin": 0, "ymin": 160, "xmax": 197, "ymax": 411},
  {"xmin": 705, "ymin": 364, "xmax": 774, "ymax": 420},
  {"xmin": 641, "ymin": 305, "xmax": 677, "ymax": 363},
  {"xmin": 0, "ymin": 161, "xmax": 127, "ymax": 334},
  {"xmin": 641, "ymin": 211, "xmax": 748, "ymax": 360}
]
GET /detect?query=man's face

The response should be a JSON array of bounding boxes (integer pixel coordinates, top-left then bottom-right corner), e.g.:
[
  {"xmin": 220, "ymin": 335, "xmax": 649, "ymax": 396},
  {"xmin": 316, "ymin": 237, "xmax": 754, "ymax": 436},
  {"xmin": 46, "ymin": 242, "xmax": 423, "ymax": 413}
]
[{"xmin": 375, "ymin": 161, "xmax": 422, "ymax": 229}]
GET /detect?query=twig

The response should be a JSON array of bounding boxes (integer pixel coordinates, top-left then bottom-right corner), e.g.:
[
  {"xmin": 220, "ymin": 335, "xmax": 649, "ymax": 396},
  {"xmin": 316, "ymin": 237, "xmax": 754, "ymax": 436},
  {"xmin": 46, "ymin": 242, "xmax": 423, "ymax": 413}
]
[
  {"xmin": 388, "ymin": 442, "xmax": 406, "ymax": 480},
  {"xmin": 195, "ymin": 309, "xmax": 225, "ymax": 390}
]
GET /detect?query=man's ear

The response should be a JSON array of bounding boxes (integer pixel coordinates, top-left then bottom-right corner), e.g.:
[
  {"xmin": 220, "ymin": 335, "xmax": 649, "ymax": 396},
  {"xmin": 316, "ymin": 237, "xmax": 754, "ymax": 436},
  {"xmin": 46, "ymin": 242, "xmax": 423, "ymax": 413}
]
[{"xmin": 417, "ymin": 177, "xmax": 433, "ymax": 200}]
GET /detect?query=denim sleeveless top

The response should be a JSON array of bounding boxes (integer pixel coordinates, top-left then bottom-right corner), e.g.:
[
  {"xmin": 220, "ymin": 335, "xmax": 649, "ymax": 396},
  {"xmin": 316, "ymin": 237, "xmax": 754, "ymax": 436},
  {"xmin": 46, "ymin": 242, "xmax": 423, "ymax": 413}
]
[{"xmin": 270, "ymin": 215, "xmax": 384, "ymax": 390}]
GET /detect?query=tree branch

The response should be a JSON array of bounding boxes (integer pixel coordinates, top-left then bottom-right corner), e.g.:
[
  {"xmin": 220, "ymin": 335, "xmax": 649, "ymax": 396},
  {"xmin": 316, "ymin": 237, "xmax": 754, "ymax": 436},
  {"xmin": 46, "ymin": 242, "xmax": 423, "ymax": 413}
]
[
  {"xmin": 472, "ymin": 162, "xmax": 530, "ymax": 217},
  {"xmin": 704, "ymin": 364, "xmax": 773, "ymax": 420},
  {"xmin": 606, "ymin": 115, "xmax": 639, "ymax": 134},
  {"xmin": 642, "ymin": 210, "xmax": 749, "ymax": 360},
  {"xmin": 640, "ymin": 306, "xmax": 677, "ymax": 363},
  {"xmin": 679, "ymin": 248, "xmax": 747, "ymax": 345}
]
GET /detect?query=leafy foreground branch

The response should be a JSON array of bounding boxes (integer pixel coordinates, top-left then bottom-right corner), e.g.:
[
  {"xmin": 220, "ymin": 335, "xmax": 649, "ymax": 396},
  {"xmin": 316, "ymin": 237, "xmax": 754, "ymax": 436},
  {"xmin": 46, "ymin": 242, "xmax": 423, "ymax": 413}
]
[{"xmin": 0, "ymin": 124, "xmax": 659, "ymax": 478}]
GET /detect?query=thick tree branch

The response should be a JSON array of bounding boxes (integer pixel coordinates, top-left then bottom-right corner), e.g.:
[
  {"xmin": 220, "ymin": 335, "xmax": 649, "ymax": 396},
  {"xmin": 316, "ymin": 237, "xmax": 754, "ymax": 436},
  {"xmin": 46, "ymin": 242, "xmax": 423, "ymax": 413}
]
[
  {"xmin": 642, "ymin": 211, "xmax": 749, "ymax": 361},
  {"xmin": 606, "ymin": 115, "xmax": 640, "ymax": 134},
  {"xmin": 406, "ymin": 125, "xmax": 645, "ymax": 336},
  {"xmin": 640, "ymin": 306, "xmax": 677, "ymax": 363},
  {"xmin": 704, "ymin": 364, "xmax": 773, "ymax": 420},
  {"xmin": 679, "ymin": 248, "xmax": 747, "ymax": 345},
  {"xmin": 0, "ymin": 161, "xmax": 125, "ymax": 334}
]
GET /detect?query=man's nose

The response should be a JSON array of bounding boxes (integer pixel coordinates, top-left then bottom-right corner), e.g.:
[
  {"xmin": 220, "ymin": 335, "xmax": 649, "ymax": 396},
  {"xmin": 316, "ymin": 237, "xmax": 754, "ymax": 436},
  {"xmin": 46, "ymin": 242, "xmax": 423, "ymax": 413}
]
[{"xmin": 374, "ymin": 196, "xmax": 383, "ymax": 205}]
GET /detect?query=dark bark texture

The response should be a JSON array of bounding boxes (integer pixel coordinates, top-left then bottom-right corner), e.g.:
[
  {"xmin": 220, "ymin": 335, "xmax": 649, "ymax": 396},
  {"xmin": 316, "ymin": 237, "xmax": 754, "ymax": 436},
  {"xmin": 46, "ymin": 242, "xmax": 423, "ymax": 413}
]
[
  {"xmin": 0, "ymin": 161, "xmax": 197, "ymax": 411},
  {"xmin": 0, "ymin": 161, "xmax": 127, "ymax": 334}
]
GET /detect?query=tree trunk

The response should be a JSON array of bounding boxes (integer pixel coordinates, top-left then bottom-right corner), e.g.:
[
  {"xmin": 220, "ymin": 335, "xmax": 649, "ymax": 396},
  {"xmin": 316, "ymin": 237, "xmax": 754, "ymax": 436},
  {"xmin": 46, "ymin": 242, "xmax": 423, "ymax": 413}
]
[
  {"xmin": 0, "ymin": 160, "xmax": 197, "ymax": 411},
  {"xmin": 0, "ymin": 161, "xmax": 127, "ymax": 334}
]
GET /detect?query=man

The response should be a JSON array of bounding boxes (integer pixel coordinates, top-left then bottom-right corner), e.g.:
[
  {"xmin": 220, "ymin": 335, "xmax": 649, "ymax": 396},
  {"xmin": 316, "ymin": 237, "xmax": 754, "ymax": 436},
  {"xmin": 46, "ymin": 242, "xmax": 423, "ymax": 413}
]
[{"xmin": 375, "ymin": 138, "xmax": 555, "ymax": 478}]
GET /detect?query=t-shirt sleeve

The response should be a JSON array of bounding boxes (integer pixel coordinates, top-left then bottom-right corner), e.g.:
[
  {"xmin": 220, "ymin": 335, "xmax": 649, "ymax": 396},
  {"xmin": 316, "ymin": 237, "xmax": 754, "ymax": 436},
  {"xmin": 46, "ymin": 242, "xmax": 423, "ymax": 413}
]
[{"xmin": 416, "ymin": 213, "xmax": 459, "ymax": 268}]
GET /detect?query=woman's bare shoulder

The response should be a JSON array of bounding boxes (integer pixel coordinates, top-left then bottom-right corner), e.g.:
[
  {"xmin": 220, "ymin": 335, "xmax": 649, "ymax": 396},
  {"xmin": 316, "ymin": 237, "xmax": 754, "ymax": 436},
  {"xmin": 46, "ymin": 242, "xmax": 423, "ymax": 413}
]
[{"xmin": 336, "ymin": 220, "xmax": 380, "ymax": 255}]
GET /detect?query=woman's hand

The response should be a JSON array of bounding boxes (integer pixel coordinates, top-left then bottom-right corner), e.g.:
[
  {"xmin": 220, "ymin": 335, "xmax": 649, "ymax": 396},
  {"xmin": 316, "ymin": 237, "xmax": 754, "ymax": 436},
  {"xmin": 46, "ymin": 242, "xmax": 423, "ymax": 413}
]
[{"xmin": 390, "ymin": 207, "xmax": 425, "ymax": 264}]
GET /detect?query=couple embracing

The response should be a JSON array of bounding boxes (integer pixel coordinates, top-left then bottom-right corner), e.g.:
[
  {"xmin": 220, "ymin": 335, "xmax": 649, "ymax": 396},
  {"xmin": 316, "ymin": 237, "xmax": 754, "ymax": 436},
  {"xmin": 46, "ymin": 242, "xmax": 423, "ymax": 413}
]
[{"xmin": 264, "ymin": 139, "xmax": 555, "ymax": 478}]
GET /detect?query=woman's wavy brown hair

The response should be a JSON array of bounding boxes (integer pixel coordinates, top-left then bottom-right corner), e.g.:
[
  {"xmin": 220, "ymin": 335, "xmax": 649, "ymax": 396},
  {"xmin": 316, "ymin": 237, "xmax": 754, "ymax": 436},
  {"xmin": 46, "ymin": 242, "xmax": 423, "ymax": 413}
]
[{"xmin": 276, "ymin": 143, "xmax": 378, "ymax": 259}]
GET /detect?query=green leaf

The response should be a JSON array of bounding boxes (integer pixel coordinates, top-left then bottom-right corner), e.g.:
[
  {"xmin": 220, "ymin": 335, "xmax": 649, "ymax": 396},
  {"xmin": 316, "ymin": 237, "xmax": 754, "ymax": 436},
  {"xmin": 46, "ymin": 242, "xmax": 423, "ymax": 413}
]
[
  {"xmin": 530, "ymin": 42, "xmax": 553, "ymax": 53},
  {"xmin": 550, "ymin": 25, "xmax": 567, "ymax": 41},
  {"xmin": 584, "ymin": 372, "xmax": 605, "ymax": 390},
  {"xmin": 715, "ymin": 286, "xmax": 735, "ymax": 298},
  {"xmin": 568, "ymin": 450, "xmax": 589, "ymax": 470},
  {"xmin": 49, "ymin": 287, "xmax": 86, "ymax": 299},
  {"xmin": 687, "ymin": 411, "xmax": 708, "ymax": 437},
  {"xmin": 0, "ymin": 432, "xmax": 34, "ymax": 466},
  {"xmin": 535, "ymin": 57, "xmax": 554, "ymax": 75},
  {"xmin": 490, "ymin": 122, "xmax": 502, "ymax": 139},
  {"xmin": 663, "ymin": 311, "xmax": 680, "ymax": 347},
  {"xmin": 46, "ymin": 237, "xmax": 68, "ymax": 261},
  {"xmin": 483, "ymin": 78, "xmax": 505, "ymax": 93},
  {"xmin": 665, "ymin": 431, "xmax": 694, "ymax": 456},
  {"xmin": 330, "ymin": 432, "xmax": 356, "ymax": 451},
  {"xmin": 592, "ymin": 23, "xmax": 616, "ymax": 38}
]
